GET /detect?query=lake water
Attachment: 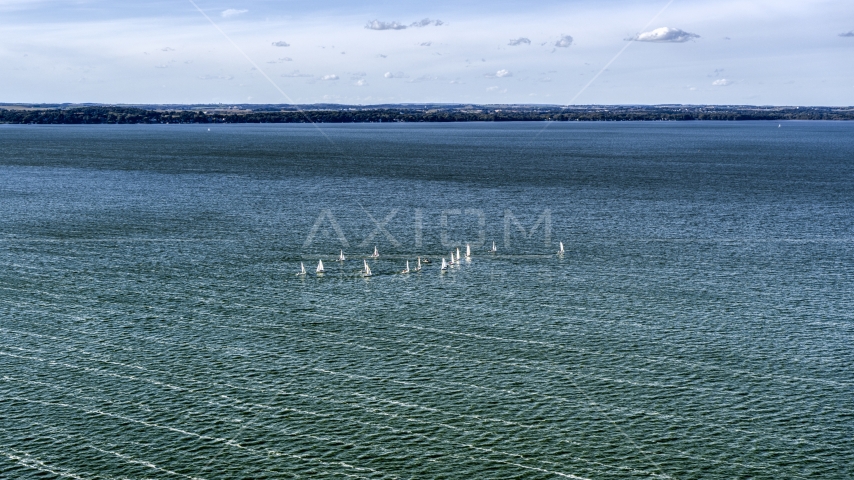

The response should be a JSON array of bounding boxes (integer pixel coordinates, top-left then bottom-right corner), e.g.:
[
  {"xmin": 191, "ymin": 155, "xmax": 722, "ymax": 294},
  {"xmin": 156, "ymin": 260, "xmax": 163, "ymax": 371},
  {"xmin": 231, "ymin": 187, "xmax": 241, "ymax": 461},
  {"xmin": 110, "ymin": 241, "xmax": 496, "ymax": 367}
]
[{"xmin": 1, "ymin": 122, "xmax": 852, "ymax": 479}]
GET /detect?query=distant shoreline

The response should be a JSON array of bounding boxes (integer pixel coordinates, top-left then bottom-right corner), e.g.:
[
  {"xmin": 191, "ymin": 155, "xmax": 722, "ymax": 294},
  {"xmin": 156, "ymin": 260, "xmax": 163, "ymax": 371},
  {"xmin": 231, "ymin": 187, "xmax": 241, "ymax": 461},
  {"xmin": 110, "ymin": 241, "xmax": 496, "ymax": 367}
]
[{"xmin": 2, "ymin": 104, "xmax": 853, "ymax": 124}]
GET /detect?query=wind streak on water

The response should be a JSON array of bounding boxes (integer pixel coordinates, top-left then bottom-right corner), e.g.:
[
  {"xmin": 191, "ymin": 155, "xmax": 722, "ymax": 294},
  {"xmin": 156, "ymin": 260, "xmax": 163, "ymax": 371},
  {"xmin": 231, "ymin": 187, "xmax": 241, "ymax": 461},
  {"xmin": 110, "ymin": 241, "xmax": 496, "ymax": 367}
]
[
  {"xmin": 0, "ymin": 270, "xmax": 848, "ymax": 476},
  {"xmin": 5, "ymin": 302, "xmax": 848, "ymax": 452},
  {"xmin": 0, "ymin": 302, "xmax": 844, "ymax": 478},
  {"xmin": 0, "ymin": 330, "xmax": 632, "ymax": 480}
]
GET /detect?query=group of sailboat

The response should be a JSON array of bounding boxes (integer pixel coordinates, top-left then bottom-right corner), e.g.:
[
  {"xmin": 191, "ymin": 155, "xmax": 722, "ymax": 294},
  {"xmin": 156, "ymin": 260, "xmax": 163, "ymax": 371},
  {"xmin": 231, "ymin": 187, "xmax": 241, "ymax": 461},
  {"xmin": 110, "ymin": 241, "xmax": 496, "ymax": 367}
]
[
  {"xmin": 399, "ymin": 257, "xmax": 425, "ymax": 274},
  {"xmin": 298, "ymin": 241, "xmax": 565, "ymax": 277},
  {"xmin": 297, "ymin": 258, "xmax": 330, "ymax": 276},
  {"xmin": 441, "ymin": 243, "xmax": 471, "ymax": 271},
  {"xmin": 297, "ymin": 246, "xmax": 422, "ymax": 277}
]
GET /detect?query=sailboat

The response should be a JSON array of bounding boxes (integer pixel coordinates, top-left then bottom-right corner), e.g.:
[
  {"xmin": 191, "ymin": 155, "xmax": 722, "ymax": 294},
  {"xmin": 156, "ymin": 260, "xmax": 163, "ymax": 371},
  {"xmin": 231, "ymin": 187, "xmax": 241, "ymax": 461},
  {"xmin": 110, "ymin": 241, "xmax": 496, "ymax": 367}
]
[
  {"xmin": 465, "ymin": 243, "xmax": 471, "ymax": 259},
  {"xmin": 490, "ymin": 241, "xmax": 497, "ymax": 253},
  {"xmin": 371, "ymin": 246, "xmax": 379, "ymax": 258},
  {"xmin": 449, "ymin": 251, "xmax": 456, "ymax": 266},
  {"xmin": 415, "ymin": 257, "xmax": 422, "ymax": 271},
  {"xmin": 558, "ymin": 242, "xmax": 565, "ymax": 255},
  {"xmin": 401, "ymin": 260, "xmax": 410, "ymax": 274},
  {"xmin": 338, "ymin": 250, "xmax": 346, "ymax": 261},
  {"xmin": 316, "ymin": 259, "xmax": 325, "ymax": 275},
  {"xmin": 297, "ymin": 262, "xmax": 306, "ymax": 276},
  {"xmin": 441, "ymin": 258, "xmax": 448, "ymax": 271},
  {"xmin": 456, "ymin": 247, "xmax": 461, "ymax": 263},
  {"xmin": 362, "ymin": 259, "xmax": 372, "ymax": 277}
]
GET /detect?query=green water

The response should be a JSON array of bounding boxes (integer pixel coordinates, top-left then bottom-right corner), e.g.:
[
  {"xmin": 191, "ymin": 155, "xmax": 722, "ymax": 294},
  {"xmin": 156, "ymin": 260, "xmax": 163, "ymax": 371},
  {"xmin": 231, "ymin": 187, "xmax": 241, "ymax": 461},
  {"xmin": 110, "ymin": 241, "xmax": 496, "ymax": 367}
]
[{"xmin": 1, "ymin": 122, "xmax": 852, "ymax": 478}]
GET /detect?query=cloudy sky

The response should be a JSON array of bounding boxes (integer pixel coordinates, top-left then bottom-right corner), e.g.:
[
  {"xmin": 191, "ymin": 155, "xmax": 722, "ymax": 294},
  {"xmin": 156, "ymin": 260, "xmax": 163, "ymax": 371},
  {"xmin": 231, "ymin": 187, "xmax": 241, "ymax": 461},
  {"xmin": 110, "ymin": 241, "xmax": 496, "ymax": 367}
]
[{"xmin": 2, "ymin": 0, "xmax": 853, "ymax": 105}]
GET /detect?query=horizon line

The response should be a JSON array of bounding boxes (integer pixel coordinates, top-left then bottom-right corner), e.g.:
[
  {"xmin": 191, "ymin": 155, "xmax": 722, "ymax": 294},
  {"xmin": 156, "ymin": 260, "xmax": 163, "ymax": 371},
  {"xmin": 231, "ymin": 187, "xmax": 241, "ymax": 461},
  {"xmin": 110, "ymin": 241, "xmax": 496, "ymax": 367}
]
[{"xmin": 2, "ymin": 103, "xmax": 853, "ymax": 109}]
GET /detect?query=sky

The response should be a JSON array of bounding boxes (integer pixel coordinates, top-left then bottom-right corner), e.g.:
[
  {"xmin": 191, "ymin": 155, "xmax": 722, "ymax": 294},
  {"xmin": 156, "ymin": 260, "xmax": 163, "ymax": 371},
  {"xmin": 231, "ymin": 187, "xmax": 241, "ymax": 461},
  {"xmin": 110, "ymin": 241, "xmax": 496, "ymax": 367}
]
[{"xmin": 1, "ymin": 0, "xmax": 853, "ymax": 105}]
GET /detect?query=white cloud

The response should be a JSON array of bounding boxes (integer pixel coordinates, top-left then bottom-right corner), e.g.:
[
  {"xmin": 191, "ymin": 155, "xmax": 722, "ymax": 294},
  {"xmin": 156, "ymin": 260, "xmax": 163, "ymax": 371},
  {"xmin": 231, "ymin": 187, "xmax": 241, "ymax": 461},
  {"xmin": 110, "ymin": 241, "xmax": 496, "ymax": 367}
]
[
  {"xmin": 321, "ymin": 74, "xmax": 339, "ymax": 81},
  {"xmin": 266, "ymin": 57, "xmax": 292, "ymax": 63},
  {"xmin": 411, "ymin": 18, "xmax": 443, "ymax": 27},
  {"xmin": 154, "ymin": 64, "xmax": 168, "ymax": 69},
  {"xmin": 161, "ymin": 47, "xmax": 174, "ymax": 52},
  {"xmin": 840, "ymin": 31, "xmax": 854, "ymax": 37},
  {"xmin": 281, "ymin": 70, "xmax": 312, "ymax": 78},
  {"xmin": 199, "ymin": 74, "xmax": 234, "ymax": 80},
  {"xmin": 492, "ymin": 69, "xmax": 512, "ymax": 78},
  {"xmin": 554, "ymin": 35, "xmax": 573, "ymax": 48},
  {"xmin": 630, "ymin": 27, "xmax": 700, "ymax": 43},
  {"xmin": 508, "ymin": 37, "xmax": 531, "ymax": 46},
  {"xmin": 365, "ymin": 18, "xmax": 442, "ymax": 30},
  {"xmin": 420, "ymin": 41, "xmax": 432, "ymax": 47},
  {"xmin": 384, "ymin": 71, "xmax": 408, "ymax": 79},
  {"xmin": 272, "ymin": 41, "xmax": 290, "ymax": 47},
  {"xmin": 712, "ymin": 78, "xmax": 731, "ymax": 86},
  {"xmin": 408, "ymin": 74, "xmax": 441, "ymax": 83},
  {"xmin": 486, "ymin": 86, "xmax": 507, "ymax": 93},
  {"xmin": 485, "ymin": 69, "xmax": 512, "ymax": 78},
  {"xmin": 221, "ymin": 9, "xmax": 247, "ymax": 18},
  {"xmin": 355, "ymin": 79, "xmax": 368, "ymax": 86},
  {"xmin": 366, "ymin": 20, "xmax": 407, "ymax": 30}
]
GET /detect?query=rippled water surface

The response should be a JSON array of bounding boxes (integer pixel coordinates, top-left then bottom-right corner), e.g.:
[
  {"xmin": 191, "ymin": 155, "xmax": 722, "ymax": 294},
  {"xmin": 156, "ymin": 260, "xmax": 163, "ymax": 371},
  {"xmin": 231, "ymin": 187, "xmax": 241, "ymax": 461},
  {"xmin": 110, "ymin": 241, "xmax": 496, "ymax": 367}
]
[{"xmin": 1, "ymin": 122, "xmax": 853, "ymax": 479}]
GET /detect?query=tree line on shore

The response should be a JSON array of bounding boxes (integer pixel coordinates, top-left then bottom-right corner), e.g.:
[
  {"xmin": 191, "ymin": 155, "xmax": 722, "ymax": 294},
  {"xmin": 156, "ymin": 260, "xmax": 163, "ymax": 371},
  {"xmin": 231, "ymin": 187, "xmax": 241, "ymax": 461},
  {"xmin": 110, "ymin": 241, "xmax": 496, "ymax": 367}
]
[{"xmin": 1, "ymin": 106, "xmax": 853, "ymax": 124}]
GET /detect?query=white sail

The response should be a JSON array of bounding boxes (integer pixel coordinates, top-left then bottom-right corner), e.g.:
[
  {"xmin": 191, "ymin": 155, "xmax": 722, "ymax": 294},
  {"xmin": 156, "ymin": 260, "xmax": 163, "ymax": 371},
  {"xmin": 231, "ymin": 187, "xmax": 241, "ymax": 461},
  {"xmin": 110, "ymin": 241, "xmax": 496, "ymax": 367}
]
[
  {"xmin": 558, "ymin": 242, "xmax": 565, "ymax": 254},
  {"xmin": 298, "ymin": 262, "xmax": 306, "ymax": 275},
  {"xmin": 316, "ymin": 259, "xmax": 324, "ymax": 273},
  {"xmin": 339, "ymin": 250, "xmax": 346, "ymax": 261},
  {"xmin": 416, "ymin": 257, "xmax": 422, "ymax": 271},
  {"xmin": 491, "ymin": 241, "xmax": 497, "ymax": 252},
  {"xmin": 456, "ymin": 247, "xmax": 461, "ymax": 262},
  {"xmin": 372, "ymin": 246, "xmax": 379, "ymax": 258},
  {"xmin": 466, "ymin": 244, "xmax": 471, "ymax": 258},
  {"xmin": 402, "ymin": 260, "xmax": 410, "ymax": 274},
  {"xmin": 441, "ymin": 258, "xmax": 448, "ymax": 270},
  {"xmin": 362, "ymin": 259, "xmax": 372, "ymax": 277},
  {"xmin": 449, "ymin": 252, "xmax": 455, "ymax": 265}
]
